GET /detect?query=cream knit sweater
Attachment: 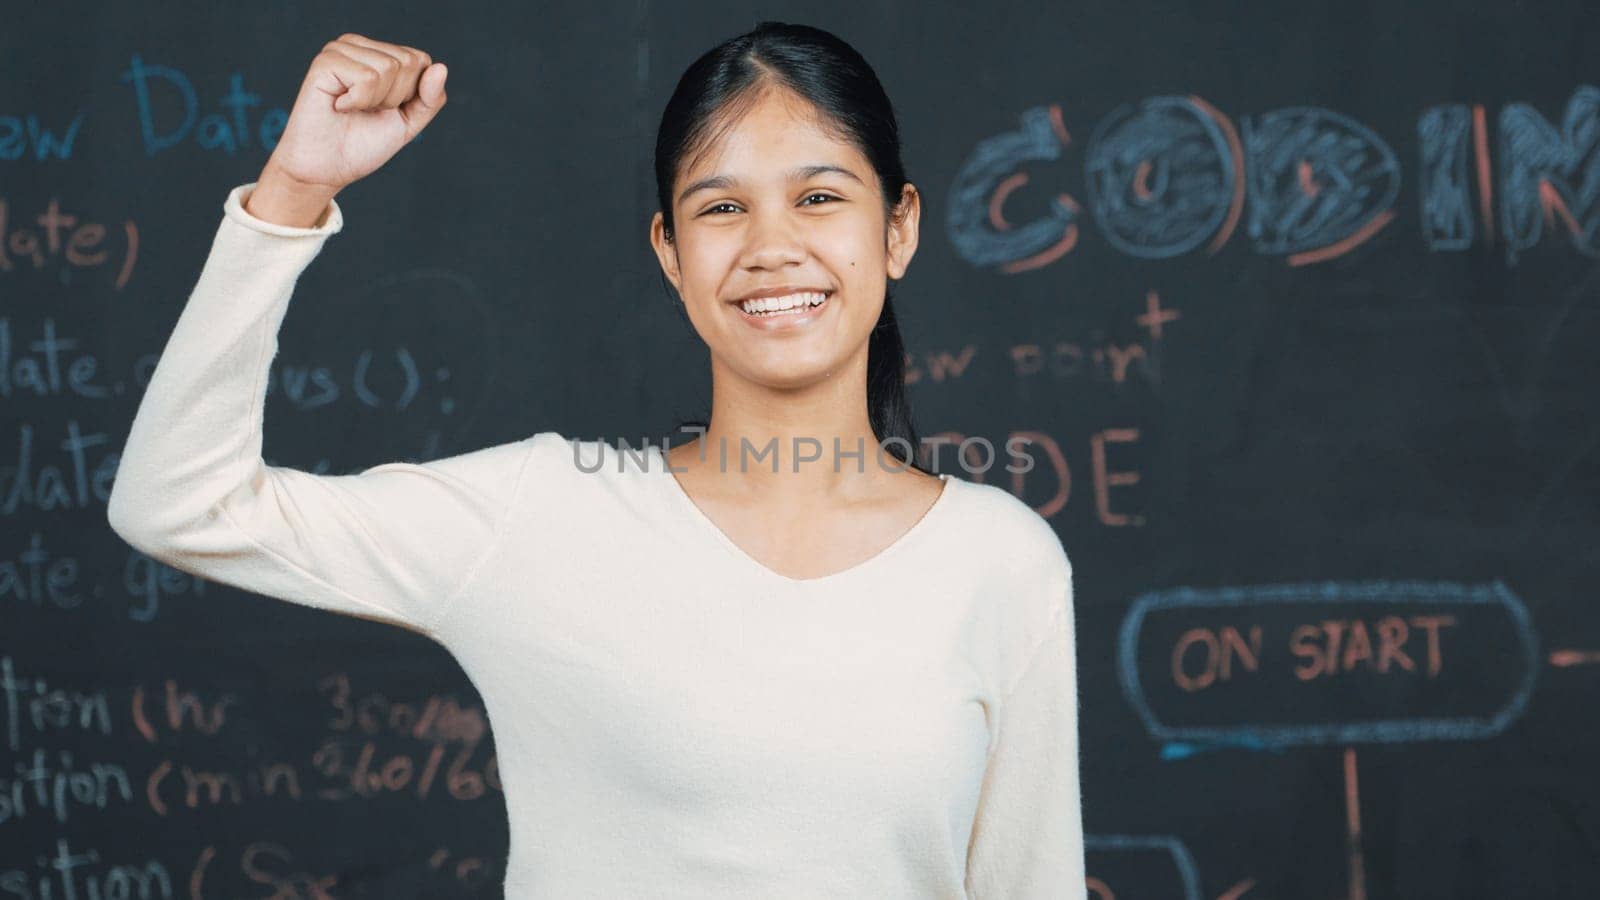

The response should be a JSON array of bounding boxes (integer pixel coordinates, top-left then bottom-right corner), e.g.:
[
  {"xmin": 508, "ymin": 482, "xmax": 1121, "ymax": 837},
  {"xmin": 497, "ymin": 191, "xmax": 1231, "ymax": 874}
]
[{"xmin": 105, "ymin": 182, "xmax": 1085, "ymax": 898}]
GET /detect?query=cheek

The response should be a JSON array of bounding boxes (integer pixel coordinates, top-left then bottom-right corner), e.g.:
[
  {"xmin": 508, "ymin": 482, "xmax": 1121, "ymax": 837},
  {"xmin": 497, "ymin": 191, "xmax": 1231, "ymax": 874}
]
[
  {"xmin": 836, "ymin": 221, "xmax": 886, "ymax": 272},
  {"xmin": 676, "ymin": 243, "xmax": 730, "ymax": 293}
]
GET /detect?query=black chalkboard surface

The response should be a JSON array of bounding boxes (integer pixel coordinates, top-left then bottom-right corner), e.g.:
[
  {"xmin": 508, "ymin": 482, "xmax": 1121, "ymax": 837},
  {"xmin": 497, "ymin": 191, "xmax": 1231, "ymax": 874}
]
[{"xmin": 6, "ymin": 1, "xmax": 1599, "ymax": 897}]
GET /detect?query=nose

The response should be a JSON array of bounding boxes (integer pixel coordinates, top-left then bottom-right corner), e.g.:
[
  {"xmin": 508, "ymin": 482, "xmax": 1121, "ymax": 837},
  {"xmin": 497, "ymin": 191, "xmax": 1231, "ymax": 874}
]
[{"xmin": 737, "ymin": 208, "xmax": 806, "ymax": 270}]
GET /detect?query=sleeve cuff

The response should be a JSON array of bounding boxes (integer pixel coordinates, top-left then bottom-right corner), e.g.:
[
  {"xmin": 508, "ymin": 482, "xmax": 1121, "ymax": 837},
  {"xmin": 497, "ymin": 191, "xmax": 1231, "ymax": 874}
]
[{"xmin": 224, "ymin": 182, "xmax": 345, "ymax": 237}]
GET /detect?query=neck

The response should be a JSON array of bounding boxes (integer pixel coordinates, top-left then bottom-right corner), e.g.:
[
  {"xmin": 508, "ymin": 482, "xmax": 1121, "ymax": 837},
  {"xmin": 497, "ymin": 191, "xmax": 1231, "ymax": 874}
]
[{"xmin": 673, "ymin": 352, "xmax": 905, "ymax": 500}]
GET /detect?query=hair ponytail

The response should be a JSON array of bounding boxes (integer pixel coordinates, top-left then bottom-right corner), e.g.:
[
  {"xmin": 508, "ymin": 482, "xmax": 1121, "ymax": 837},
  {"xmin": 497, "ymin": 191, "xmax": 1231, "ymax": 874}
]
[{"xmin": 866, "ymin": 285, "xmax": 920, "ymax": 468}]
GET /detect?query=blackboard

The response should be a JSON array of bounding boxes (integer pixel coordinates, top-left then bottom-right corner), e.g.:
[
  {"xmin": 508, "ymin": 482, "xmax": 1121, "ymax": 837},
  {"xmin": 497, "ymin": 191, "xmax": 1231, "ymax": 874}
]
[{"xmin": 6, "ymin": 1, "xmax": 1599, "ymax": 897}]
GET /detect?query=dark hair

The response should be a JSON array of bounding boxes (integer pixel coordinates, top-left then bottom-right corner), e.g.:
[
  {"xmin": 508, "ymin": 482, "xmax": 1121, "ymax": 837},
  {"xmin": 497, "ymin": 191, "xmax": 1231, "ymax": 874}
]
[{"xmin": 653, "ymin": 20, "xmax": 927, "ymax": 473}]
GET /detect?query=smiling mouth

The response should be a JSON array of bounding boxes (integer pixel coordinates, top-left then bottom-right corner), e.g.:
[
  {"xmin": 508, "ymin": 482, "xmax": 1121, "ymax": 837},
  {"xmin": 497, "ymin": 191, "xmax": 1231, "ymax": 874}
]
[{"xmin": 733, "ymin": 290, "xmax": 833, "ymax": 318}]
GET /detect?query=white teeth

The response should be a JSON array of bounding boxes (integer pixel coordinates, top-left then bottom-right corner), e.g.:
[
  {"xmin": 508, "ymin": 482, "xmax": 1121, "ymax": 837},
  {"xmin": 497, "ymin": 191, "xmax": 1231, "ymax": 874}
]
[{"xmin": 739, "ymin": 291, "xmax": 828, "ymax": 315}]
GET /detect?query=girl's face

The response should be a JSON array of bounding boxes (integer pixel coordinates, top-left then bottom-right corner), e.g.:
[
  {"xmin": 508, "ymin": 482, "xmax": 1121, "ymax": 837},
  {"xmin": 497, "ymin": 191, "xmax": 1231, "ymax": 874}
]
[{"xmin": 650, "ymin": 86, "xmax": 919, "ymax": 391}]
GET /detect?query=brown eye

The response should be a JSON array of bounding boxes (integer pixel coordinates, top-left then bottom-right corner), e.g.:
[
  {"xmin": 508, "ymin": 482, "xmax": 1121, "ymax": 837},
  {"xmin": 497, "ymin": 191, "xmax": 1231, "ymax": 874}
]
[{"xmin": 803, "ymin": 193, "xmax": 840, "ymax": 205}]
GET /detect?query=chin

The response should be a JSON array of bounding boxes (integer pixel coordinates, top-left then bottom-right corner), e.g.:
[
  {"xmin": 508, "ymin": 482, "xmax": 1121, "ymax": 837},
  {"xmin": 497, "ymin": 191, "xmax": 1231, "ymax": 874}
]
[{"xmin": 737, "ymin": 359, "xmax": 839, "ymax": 391}]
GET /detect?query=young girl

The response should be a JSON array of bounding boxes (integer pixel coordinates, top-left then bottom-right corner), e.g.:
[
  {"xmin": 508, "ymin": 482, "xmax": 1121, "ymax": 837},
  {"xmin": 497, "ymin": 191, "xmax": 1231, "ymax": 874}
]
[{"xmin": 107, "ymin": 21, "xmax": 1084, "ymax": 898}]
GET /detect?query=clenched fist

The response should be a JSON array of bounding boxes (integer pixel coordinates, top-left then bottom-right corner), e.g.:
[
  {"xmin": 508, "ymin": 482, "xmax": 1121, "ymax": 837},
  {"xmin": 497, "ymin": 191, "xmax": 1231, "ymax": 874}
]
[{"xmin": 248, "ymin": 34, "xmax": 448, "ymax": 227}]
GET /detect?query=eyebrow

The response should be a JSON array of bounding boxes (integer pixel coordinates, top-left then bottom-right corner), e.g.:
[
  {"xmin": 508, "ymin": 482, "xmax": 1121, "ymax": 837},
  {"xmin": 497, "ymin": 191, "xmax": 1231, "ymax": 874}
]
[{"xmin": 676, "ymin": 164, "xmax": 865, "ymax": 207}]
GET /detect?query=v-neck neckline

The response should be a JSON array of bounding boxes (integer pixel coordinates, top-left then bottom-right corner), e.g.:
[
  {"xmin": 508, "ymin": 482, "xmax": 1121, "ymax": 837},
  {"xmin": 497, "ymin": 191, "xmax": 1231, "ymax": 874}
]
[{"xmin": 650, "ymin": 443, "xmax": 958, "ymax": 587}]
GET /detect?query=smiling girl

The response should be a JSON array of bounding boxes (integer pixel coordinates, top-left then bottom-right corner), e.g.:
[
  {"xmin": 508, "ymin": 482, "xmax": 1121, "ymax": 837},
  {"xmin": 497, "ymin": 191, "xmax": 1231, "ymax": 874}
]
[{"xmin": 108, "ymin": 20, "xmax": 1084, "ymax": 898}]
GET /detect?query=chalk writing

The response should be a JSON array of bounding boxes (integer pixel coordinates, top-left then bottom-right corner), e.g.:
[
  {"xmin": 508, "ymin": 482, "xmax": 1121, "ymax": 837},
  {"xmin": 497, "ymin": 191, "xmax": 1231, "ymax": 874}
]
[
  {"xmin": 917, "ymin": 428, "xmax": 1145, "ymax": 524},
  {"xmin": 0, "ymin": 319, "xmax": 116, "ymax": 400},
  {"xmin": 146, "ymin": 757, "xmax": 303, "ymax": 814},
  {"xmin": 1084, "ymin": 834, "xmax": 1202, "ymax": 900},
  {"xmin": 0, "ymin": 202, "xmax": 137, "ymax": 287},
  {"xmin": 1, "ymin": 656, "xmax": 112, "ymax": 752},
  {"xmin": 0, "ymin": 113, "xmax": 84, "ymax": 162},
  {"xmin": 1118, "ymin": 580, "xmax": 1538, "ymax": 750},
  {"xmin": 120, "ymin": 55, "xmax": 287, "ymax": 157},
  {"xmin": 0, "ymin": 747, "xmax": 133, "ymax": 825},
  {"xmin": 0, "ymin": 421, "xmax": 120, "ymax": 515},
  {"xmin": 949, "ymin": 87, "xmax": 1600, "ymax": 269},
  {"xmin": 0, "ymin": 836, "xmax": 171, "ymax": 899}
]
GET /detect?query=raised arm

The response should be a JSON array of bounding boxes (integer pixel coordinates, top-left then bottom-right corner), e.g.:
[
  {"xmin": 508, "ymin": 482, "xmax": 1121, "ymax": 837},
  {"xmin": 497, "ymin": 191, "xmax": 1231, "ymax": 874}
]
[
  {"xmin": 105, "ymin": 35, "xmax": 500, "ymax": 635},
  {"xmin": 965, "ymin": 570, "xmax": 1087, "ymax": 898},
  {"xmin": 106, "ymin": 182, "xmax": 532, "ymax": 636}
]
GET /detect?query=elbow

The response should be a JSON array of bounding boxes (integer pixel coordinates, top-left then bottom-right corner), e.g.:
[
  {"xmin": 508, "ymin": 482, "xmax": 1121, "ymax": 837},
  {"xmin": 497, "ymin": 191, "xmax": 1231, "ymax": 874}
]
[
  {"xmin": 107, "ymin": 450, "xmax": 249, "ymax": 560},
  {"xmin": 106, "ymin": 487, "xmax": 156, "ymax": 553},
  {"xmin": 105, "ymin": 482, "xmax": 182, "ymax": 558},
  {"xmin": 107, "ymin": 447, "xmax": 156, "ymax": 550}
]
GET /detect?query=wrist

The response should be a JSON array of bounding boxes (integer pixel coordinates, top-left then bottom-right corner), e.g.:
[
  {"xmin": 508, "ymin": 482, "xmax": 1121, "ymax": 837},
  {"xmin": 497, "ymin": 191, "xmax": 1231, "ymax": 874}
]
[{"xmin": 248, "ymin": 164, "xmax": 340, "ymax": 229}]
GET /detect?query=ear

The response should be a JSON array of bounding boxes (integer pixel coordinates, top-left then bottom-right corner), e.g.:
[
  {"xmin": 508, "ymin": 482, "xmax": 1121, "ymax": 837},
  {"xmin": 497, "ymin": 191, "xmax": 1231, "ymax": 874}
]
[
  {"xmin": 885, "ymin": 183, "xmax": 920, "ymax": 281},
  {"xmin": 650, "ymin": 211, "xmax": 683, "ymax": 296}
]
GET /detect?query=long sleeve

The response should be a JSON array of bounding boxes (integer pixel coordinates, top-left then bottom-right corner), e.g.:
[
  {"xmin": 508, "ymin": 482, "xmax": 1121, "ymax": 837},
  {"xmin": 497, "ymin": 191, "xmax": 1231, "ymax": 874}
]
[
  {"xmin": 106, "ymin": 182, "xmax": 534, "ymax": 637},
  {"xmin": 965, "ymin": 578, "xmax": 1086, "ymax": 899}
]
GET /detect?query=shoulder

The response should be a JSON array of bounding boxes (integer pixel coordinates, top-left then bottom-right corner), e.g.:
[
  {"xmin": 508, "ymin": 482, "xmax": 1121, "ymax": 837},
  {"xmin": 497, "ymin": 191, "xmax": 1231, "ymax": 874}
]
[
  {"xmin": 943, "ymin": 476, "xmax": 1076, "ymax": 666},
  {"xmin": 523, "ymin": 431, "xmax": 662, "ymax": 472},
  {"xmin": 360, "ymin": 430, "xmax": 538, "ymax": 482},
  {"xmin": 519, "ymin": 431, "xmax": 670, "ymax": 503},
  {"xmin": 525, "ymin": 429, "xmax": 578, "ymax": 464},
  {"xmin": 946, "ymin": 475, "xmax": 1073, "ymax": 584},
  {"xmin": 934, "ymin": 477, "xmax": 1075, "ymax": 701}
]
